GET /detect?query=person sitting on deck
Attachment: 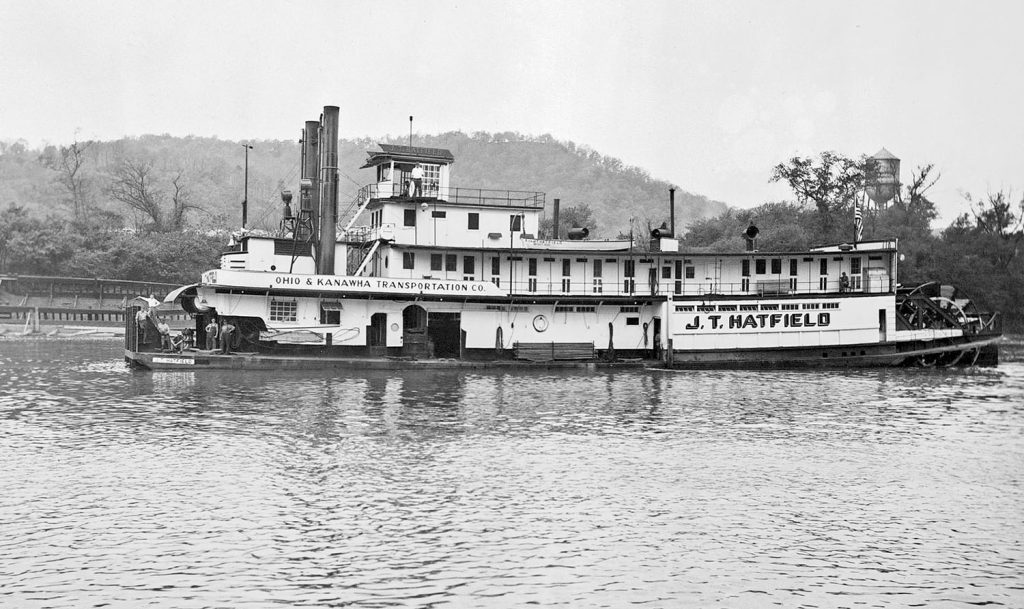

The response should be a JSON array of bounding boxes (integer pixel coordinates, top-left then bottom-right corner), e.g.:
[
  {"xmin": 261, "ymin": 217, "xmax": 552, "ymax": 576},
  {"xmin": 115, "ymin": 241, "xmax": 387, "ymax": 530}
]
[{"xmin": 840, "ymin": 272, "xmax": 851, "ymax": 293}]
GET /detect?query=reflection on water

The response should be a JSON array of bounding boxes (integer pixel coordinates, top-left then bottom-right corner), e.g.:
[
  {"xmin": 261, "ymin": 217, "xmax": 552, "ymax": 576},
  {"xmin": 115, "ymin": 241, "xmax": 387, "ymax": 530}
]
[{"xmin": 1, "ymin": 340, "xmax": 1022, "ymax": 608}]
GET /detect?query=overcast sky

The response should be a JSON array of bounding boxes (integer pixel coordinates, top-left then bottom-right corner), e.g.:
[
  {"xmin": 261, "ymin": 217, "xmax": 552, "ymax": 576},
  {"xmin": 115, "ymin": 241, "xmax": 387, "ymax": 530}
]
[{"xmin": 2, "ymin": 0, "xmax": 1021, "ymax": 224}]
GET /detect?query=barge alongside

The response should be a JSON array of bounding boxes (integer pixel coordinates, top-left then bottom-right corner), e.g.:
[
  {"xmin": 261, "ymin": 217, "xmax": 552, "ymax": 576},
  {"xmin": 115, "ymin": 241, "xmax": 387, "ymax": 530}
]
[{"xmin": 125, "ymin": 106, "xmax": 1001, "ymax": 370}]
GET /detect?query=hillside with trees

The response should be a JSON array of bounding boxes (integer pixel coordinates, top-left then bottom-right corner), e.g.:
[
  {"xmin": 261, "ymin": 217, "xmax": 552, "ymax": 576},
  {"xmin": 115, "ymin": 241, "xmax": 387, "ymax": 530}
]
[{"xmin": 0, "ymin": 132, "xmax": 722, "ymax": 238}]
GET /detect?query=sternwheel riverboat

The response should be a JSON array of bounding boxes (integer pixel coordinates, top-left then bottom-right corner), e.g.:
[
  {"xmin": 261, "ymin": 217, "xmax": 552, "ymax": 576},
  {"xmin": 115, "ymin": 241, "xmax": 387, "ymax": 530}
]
[{"xmin": 125, "ymin": 106, "xmax": 1002, "ymax": 370}]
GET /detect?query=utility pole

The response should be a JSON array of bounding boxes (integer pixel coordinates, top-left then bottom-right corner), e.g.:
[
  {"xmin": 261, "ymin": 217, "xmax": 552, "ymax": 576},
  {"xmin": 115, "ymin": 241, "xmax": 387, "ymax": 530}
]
[{"xmin": 241, "ymin": 143, "xmax": 253, "ymax": 228}]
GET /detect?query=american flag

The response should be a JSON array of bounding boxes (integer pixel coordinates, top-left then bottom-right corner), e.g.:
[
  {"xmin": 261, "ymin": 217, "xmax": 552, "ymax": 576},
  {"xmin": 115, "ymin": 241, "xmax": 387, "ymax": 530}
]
[{"xmin": 854, "ymin": 201, "xmax": 863, "ymax": 243}]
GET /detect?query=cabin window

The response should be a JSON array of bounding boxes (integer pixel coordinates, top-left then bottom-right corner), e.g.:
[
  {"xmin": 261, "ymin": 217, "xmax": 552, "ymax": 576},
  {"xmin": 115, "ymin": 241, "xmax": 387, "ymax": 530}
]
[
  {"xmin": 464, "ymin": 256, "xmax": 475, "ymax": 275},
  {"xmin": 624, "ymin": 260, "xmax": 636, "ymax": 277},
  {"xmin": 593, "ymin": 259, "xmax": 603, "ymax": 278},
  {"xmin": 820, "ymin": 259, "xmax": 828, "ymax": 275},
  {"xmin": 562, "ymin": 259, "xmax": 571, "ymax": 276},
  {"xmin": 403, "ymin": 252, "xmax": 415, "ymax": 270},
  {"xmin": 790, "ymin": 259, "xmax": 798, "ymax": 276},
  {"xmin": 685, "ymin": 266, "xmax": 695, "ymax": 279},
  {"xmin": 755, "ymin": 259, "xmax": 766, "ymax": 274},
  {"xmin": 270, "ymin": 299, "xmax": 297, "ymax": 322},
  {"xmin": 851, "ymin": 257, "xmax": 862, "ymax": 275},
  {"xmin": 510, "ymin": 215, "xmax": 522, "ymax": 231},
  {"xmin": 741, "ymin": 260, "xmax": 750, "ymax": 277},
  {"xmin": 675, "ymin": 260, "xmax": 683, "ymax": 278},
  {"xmin": 528, "ymin": 258, "xmax": 537, "ymax": 275},
  {"xmin": 320, "ymin": 301, "xmax": 342, "ymax": 325},
  {"xmin": 404, "ymin": 209, "xmax": 416, "ymax": 227},
  {"xmin": 431, "ymin": 210, "xmax": 446, "ymax": 218},
  {"xmin": 446, "ymin": 254, "xmax": 457, "ymax": 271},
  {"xmin": 431, "ymin": 254, "xmax": 443, "ymax": 271},
  {"xmin": 491, "ymin": 257, "xmax": 500, "ymax": 275},
  {"xmin": 626, "ymin": 317, "xmax": 640, "ymax": 326},
  {"xmin": 468, "ymin": 213, "xmax": 479, "ymax": 230},
  {"xmin": 662, "ymin": 266, "xmax": 671, "ymax": 279},
  {"xmin": 771, "ymin": 259, "xmax": 782, "ymax": 274}
]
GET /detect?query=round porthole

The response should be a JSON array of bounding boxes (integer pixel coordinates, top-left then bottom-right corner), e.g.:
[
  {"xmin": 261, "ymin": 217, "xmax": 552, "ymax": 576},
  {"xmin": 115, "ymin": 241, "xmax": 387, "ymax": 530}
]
[
  {"xmin": 390, "ymin": 323, "xmax": 399, "ymax": 332},
  {"xmin": 533, "ymin": 314, "xmax": 549, "ymax": 332}
]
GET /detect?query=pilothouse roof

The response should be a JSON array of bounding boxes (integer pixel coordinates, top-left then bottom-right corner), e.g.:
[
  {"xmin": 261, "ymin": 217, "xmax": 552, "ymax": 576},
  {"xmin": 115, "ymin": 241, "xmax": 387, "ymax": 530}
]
[{"xmin": 361, "ymin": 144, "xmax": 455, "ymax": 168}]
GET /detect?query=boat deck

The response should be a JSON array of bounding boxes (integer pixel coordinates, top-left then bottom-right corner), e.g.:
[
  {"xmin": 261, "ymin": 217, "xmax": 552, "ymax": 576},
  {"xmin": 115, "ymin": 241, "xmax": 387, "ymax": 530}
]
[{"xmin": 126, "ymin": 349, "xmax": 654, "ymax": 371}]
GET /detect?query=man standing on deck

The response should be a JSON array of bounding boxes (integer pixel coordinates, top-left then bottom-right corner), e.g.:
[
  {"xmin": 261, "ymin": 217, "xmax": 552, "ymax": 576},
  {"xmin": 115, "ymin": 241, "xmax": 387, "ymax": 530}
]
[
  {"xmin": 135, "ymin": 308, "xmax": 150, "ymax": 344},
  {"xmin": 220, "ymin": 319, "xmax": 236, "ymax": 355},
  {"xmin": 205, "ymin": 318, "xmax": 219, "ymax": 351},
  {"xmin": 411, "ymin": 163, "xmax": 424, "ymax": 197}
]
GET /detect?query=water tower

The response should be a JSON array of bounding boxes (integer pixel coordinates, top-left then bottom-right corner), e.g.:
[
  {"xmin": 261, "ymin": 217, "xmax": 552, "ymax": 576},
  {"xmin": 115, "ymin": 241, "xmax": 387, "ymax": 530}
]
[{"xmin": 863, "ymin": 148, "xmax": 901, "ymax": 208}]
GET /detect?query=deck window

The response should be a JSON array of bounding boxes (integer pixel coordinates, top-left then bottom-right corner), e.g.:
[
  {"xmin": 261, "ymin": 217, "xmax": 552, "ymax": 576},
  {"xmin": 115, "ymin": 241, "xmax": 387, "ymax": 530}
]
[
  {"xmin": 624, "ymin": 260, "xmax": 635, "ymax": 277},
  {"xmin": 446, "ymin": 254, "xmax": 457, "ymax": 272},
  {"xmin": 771, "ymin": 259, "xmax": 782, "ymax": 274},
  {"xmin": 562, "ymin": 259, "xmax": 571, "ymax": 276},
  {"xmin": 593, "ymin": 259, "xmax": 603, "ymax": 278},
  {"xmin": 755, "ymin": 259, "xmax": 766, "ymax": 274},
  {"xmin": 464, "ymin": 256, "xmax": 475, "ymax": 275},
  {"xmin": 431, "ymin": 254, "xmax": 443, "ymax": 271},
  {"xmin": 790, "ymin": 259, "xmax": 798, "ymax": 276},
  {"xmin": 685, "ymin": 266, "xmax": 695, "ymax": 279},
  {"xmin": 851, "ymin": 257, "xmax": 862, "ymax": 275},
  {"xmin": 468, "ymin": 213, "xmax": 479, "ymax": 230},
  {"xmin": 528, "ymin": 258, "xmax": 537, "ymax": 276},
  {"xmin": 491, "ymin": 257, "xmax": 500, "ymax": 275},
  {"xmin": 820, "ymin": 259, "xmax": 828, "ymax": 275},
  {"xmin": 404, "ymin": 209, "xmax": 416, "ymax": 227},
  {"xmin": 403, "ymin": 252, "xmax": 415, "ymax": 270},
  {"xmin": 741, "ymin": 260, "xmax": 750, "ymax": 277}
]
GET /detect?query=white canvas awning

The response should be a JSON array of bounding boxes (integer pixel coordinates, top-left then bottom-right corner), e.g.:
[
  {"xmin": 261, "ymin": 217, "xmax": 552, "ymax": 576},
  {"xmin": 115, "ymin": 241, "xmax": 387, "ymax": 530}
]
[{"xmin": 163, "ymin": 284, "xmax": 199, "ymax": 304}]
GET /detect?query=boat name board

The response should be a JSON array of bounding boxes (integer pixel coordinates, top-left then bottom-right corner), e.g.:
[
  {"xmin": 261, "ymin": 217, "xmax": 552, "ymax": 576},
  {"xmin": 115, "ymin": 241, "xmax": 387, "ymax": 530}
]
[
  {"xmin": 151, "ymin": 356, "xmax": 194, "ymax": 365},
  {"xmin": 203, "ymin": 270, "xmax": 506, "ymax": 296},
  {"xmin": 682, "ymin": 312, "xmax": 831, "ymax": 331}
]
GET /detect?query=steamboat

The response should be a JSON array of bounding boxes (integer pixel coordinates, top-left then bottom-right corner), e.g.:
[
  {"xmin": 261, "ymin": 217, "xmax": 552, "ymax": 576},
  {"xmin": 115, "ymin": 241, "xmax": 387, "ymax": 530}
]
[{"xmin": 124, "ymin": 106, "xmax": 1001, "ymax": 370}]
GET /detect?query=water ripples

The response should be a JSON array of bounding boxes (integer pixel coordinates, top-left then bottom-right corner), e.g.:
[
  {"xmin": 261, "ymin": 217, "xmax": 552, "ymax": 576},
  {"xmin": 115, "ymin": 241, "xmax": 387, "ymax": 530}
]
[{"xmin": 1, "ymin": 339, "xmax": 1022, "ymax": 607}]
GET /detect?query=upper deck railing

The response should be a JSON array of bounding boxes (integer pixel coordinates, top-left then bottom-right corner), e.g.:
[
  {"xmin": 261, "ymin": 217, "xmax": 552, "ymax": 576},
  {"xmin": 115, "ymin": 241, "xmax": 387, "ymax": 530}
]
[{"xmin": 360, "ymin": 183, "xmax": 544, "ymax": 208}]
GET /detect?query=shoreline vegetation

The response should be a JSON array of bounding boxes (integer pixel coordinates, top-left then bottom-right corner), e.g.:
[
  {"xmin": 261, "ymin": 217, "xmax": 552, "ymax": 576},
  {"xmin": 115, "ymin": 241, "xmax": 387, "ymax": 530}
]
[{"xmin": 1, "ymin": 138, "xmax": 1020, "ymax": 332}]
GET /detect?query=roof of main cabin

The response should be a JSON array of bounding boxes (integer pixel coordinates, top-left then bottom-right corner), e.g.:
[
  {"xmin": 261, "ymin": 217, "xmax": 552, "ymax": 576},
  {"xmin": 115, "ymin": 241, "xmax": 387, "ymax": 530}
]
[{"xmin": 361, "ymin": 144, "xmax": 455, "ymax": 168}]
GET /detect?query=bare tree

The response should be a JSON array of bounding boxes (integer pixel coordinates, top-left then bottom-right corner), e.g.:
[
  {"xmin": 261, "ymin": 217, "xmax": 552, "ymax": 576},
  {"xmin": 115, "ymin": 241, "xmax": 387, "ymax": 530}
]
[
  {"xmin": 904, "ymin": 164, "xmax": 940, "ymax": 220},
  {"xmin": 169, "ymin": 170, "xmax": 201, "ymax": 231},
  {"xmin": 108, "ymin": 160, "xmax": 165, "ymax": 231},
  {"xmin": 59, "ymin": 140, "xmax": 93, "ymax": 223}
]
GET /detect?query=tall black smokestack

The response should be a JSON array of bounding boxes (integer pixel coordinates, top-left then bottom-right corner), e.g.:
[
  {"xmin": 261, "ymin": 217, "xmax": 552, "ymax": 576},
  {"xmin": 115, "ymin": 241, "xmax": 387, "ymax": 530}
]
[
  {"xmin": 317, "ymin": 106, "xmax": 339, "ymax": 275},
  {"xmin": 669, "ymin": 187, "xmax": 676, "ymax": 237},
  {"xmin": 300, "ymin": 120, "xmax": 320, "ymax": 242},
  {"xmin": 552, "ymin": 198, "xmax": 560, "ymax": 239}
]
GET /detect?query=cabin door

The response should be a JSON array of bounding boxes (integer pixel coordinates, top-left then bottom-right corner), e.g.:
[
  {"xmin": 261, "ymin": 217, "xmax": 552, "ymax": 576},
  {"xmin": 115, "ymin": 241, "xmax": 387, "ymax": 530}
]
[
  {"xmin": 368, "ymin": 313, "xmax": 387, "ymax": 347},
  {"xmin": 428, "ymin": 312, "xmax": 462, "ymax": 359},
  {"xmin": 402, "ymin": 305, "xmax": 430, "ymax": 357},
  {"xmin": 879, "ymin": 309, "xmax": 887, "ymax": 343}
]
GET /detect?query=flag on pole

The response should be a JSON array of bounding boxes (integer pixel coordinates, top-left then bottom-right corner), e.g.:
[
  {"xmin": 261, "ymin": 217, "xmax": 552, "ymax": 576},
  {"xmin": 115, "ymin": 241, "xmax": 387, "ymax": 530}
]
[{"xmin": 854, "ymin": 200, "xmax": 863, "ymax": 244}]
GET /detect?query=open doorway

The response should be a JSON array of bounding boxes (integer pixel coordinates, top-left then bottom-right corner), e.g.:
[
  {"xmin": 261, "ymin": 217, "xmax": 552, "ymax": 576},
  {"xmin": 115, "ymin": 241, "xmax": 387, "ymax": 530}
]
[{"xmin": 428, "ymin": 312, "xmax": 462, "ymax": 358}]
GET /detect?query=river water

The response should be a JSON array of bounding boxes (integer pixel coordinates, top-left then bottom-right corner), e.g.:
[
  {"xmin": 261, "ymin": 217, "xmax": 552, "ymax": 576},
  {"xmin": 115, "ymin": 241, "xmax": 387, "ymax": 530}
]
[{"xmin": 1, "ymin": 339, "xmax": 1022, "ymax": 608}]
